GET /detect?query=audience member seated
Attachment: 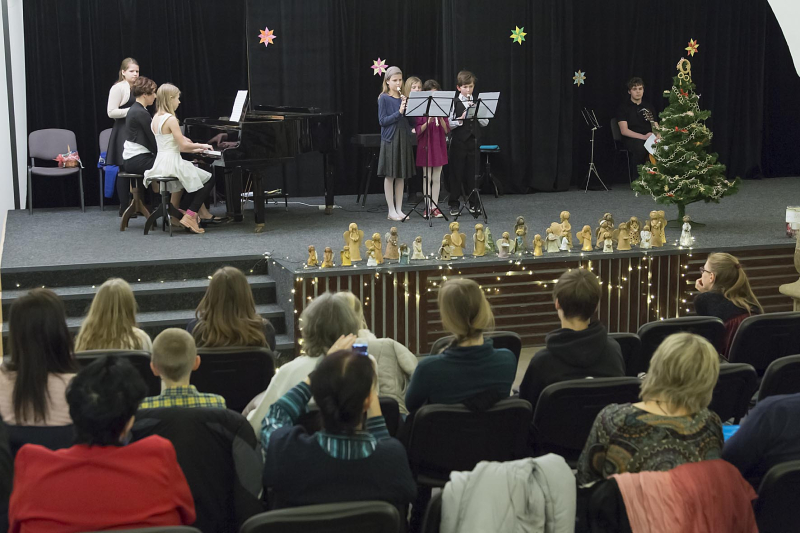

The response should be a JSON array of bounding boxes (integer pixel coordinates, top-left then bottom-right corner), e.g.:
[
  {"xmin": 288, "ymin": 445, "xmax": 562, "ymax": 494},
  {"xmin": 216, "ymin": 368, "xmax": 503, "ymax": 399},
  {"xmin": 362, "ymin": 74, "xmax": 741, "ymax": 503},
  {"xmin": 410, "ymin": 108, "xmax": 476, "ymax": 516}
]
[
  {"xmin": 576, "ymin": 333, "xmax": 723, "ymax": 485},
  {"xmin": 404, "ymin": 278, "xmax": 516, "ymax": 413},
  {"xmin": 9, "ymin": 356, "xmax": 195, "ymax": 533},
  {"xmin": 0, "ymin": 289, "xmax": 78, "ymax": 426},
  {"xmin": 694, "ymin": 252, "xmax": 762, "ymax": 355},
  {"xmin": 141, "ymin": 328, "xmax": 226, "ymax": 409},
  {"xmin": 187, "ymin": 266, "xmax": 276, "ymax": 351},
  {"xmin": 75, "ymin": 278, "xmax": 153, "ymax": 352},
  {"xmin": 722, "ymin": 392, "xmax": 800, "ymax": 488},
  {"xmin": 0, "ymin": 419, "xmax": 13, "ymax": 533},
  {"xmin": 261, "ymin": 349, "xmax": 416, "ymax": 510},
  {"xmin": 336, "ymin": 291, "xmax": 418, "ymax": 414},
  {"xmin": 245, "ymin": 292, "xmax": 361, "ymax": 435},
  {"xmin": 519, "ymin": 268, "xmax": 625, "ymax": 408}
]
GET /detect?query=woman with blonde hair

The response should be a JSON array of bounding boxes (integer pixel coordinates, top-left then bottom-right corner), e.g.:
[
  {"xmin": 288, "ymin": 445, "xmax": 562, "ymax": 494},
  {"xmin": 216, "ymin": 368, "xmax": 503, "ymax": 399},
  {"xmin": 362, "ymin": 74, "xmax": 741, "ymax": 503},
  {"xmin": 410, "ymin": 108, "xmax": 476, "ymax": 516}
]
[
  {"xmin": 404, "ymin": 278, "xmax": 516, "ymax": 413},
  {"xmin": 694, "ymin": 252, "xmax": 763, "ymax": 354},
  {"xmin": 107, "ymin": 57, "xmax": 140, "ymax": 214},
  {"xmin": 335, "ymin": 291, "xmax": 418, "ymax": 414},
  {"xmin": 187, "ymin": 266, "xmax": 275, "ymax": 350},
  {"xmin": 245, "ymin": 291, "xmax": 361, "ymax": 436},
  {"xmin": 144, "ymin": 83, "xmax": 219, "ymax": 234},
  {"xmin": 576, "ymin": 332, "xmax": 723, "ymax": 485},
  {"xmin": 75, "ymin": 278, "xmax": 152, "ymax": 352}
]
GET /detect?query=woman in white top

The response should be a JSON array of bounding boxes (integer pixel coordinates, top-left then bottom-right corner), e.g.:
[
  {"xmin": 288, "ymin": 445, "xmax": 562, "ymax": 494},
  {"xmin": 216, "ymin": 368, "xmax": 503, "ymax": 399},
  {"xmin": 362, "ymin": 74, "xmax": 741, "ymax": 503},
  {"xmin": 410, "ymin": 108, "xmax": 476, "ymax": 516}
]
[
  {"xmin": 107, "ymin": 58, "xmax": 140, "ymax": 215},
  {"xmin": 74, "ymin": 278, "xmax": 153, "ymax": 353},
  {"xmin": 245, "ymin": 292, "xmax": 361, "ymax": 437},
  {"xmin": 0, "ymin": 289, "xmax": 77, "ymax": 426},
  {"xmin": 144, "ymin": 83, "xmax": 217, "ymax": 234}
]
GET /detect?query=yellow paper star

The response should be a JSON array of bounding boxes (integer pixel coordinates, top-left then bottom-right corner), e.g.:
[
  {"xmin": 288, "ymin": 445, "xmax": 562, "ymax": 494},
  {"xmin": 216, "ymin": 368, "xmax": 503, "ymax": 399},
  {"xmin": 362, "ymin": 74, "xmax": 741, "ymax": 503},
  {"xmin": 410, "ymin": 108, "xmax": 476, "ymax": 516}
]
[
  {"xmin": 259, "ymin": 27, "xmax": 276, "ymax": 47},
  {"xmin": 510, "ymin": 26, "xmax": 527, "ymax": 45},
  {"xmin": 685, "ymin": 39, "xmax": 699, "ymax": 57}
]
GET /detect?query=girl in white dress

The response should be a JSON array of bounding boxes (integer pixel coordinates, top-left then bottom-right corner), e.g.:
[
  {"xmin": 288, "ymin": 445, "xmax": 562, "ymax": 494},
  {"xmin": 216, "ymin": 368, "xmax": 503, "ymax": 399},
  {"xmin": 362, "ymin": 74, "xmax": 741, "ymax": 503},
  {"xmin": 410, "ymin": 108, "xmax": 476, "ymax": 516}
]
[{"xmin": 144, "ymin": 83, "xmax": 216, "ymax": 234}]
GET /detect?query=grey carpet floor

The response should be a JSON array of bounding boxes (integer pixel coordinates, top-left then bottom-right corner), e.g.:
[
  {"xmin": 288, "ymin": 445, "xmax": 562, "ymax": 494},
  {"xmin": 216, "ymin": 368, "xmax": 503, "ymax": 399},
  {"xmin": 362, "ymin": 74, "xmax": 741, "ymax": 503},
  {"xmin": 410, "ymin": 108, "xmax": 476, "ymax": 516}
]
[{"xmin": 3, "ymin": 177, "xmax": 798, "ymax": 271}]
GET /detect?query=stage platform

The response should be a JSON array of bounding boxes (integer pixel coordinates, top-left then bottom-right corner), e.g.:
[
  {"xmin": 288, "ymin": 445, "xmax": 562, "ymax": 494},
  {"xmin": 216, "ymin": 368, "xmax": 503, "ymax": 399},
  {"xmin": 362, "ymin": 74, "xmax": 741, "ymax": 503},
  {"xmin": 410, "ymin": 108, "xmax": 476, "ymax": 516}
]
[{"xmin": 2, "ymin": 177, "xmax": 798, "ymax": 356}]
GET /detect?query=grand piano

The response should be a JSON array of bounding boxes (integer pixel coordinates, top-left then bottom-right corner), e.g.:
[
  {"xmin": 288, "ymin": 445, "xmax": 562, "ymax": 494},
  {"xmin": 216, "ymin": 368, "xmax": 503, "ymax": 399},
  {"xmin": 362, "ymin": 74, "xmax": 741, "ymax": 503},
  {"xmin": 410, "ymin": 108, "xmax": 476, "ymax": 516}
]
[{"xmin": 184, "ymin": 105, "xmax": 342, "ymax": 231}]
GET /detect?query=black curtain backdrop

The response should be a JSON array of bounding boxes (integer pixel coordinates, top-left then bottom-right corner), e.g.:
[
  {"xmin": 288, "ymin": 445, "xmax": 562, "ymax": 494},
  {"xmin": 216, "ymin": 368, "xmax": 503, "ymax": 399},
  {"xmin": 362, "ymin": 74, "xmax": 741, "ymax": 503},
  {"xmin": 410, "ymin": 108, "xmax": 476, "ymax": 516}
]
[{"xmin": 24, "ymin": 0, "xmax": 799, "ymax": 207}]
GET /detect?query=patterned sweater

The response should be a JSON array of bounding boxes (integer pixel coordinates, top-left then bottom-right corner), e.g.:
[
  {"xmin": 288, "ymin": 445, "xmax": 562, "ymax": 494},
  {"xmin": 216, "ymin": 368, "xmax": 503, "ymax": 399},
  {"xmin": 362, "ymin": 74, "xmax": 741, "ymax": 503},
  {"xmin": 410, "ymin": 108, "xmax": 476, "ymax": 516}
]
[{"xmin": 576, "ymin": 403, "xmax": 723, "ymax": 485}]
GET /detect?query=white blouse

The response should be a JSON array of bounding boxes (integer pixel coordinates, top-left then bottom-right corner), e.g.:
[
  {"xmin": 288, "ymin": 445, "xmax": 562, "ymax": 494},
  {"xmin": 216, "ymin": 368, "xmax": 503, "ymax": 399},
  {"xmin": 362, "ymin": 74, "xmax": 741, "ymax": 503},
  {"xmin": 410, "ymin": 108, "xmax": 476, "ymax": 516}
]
[{"xmin": 107, "ymin": 81, "xmax": 132, "ymax": 120}]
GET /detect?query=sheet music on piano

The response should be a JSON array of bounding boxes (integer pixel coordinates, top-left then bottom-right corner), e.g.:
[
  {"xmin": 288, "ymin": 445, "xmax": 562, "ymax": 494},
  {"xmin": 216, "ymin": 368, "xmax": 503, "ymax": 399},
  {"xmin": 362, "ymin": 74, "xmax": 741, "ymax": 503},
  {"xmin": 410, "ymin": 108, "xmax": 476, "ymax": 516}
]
[{"xmin": 230, "ymin": 90, "xmax": 248, "ymax": 123}]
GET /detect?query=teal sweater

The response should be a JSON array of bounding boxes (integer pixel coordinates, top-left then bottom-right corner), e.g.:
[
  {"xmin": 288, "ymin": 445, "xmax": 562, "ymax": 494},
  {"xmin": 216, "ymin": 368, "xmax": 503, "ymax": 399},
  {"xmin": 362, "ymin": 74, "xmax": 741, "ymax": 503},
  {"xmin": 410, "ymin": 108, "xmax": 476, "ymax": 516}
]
[{"xmin": 405, "ymin": 339, "xmax": 517, "ymax": 412}]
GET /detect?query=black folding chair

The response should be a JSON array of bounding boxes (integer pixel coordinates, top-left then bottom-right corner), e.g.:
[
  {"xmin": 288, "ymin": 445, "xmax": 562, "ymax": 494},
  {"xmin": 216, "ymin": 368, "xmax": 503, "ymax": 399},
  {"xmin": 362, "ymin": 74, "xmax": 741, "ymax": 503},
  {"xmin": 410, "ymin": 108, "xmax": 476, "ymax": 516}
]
[
  {"xmin": 759, "ymin": 355, "xmax": 800, "ymax": 401},
  {"xmin": 429, "ymin": 331, "xmax": 522, "ymax": 364},
  {"xmin": 610, "ymin": 119, "xmax": 632, "ymax": 182},
  {"xmin": 75, "ymin": 350, "xmax": 160, "ymax": 396},
  {"xmin": 755, "ymin": 460, "xmax": 800, "ymax": 533},
  {"xmin": 727, "ymin": 312, "xmax": 800, "ymax": 377},
  {"xmin": 194, "ymin": 347, "xmax": 276, "ymax": 413},
  {"xmin": 8, "ymin": 424, "xmax": 74, "ymax": 457},
  {"xmin": 240, "ymin": 501, "xmax": 400, "ymax": 533},
  {"xmin": 708, "ymin": 363, "xmax": 758, "ymax": 423},
  {"xmin": 637, "ymin": 316, "xmax": 726, "ymax": 369},
  {"xmin": 608, "ymin": 332, "xmax": 643, "ymax": 376},
  {"xmin": 421, "ymin": 491, "xmax": 442, "ymax": 533},
  {"xmin": 530, "ymin": 377, "xmax": 641, "ymax": 463},
  {"xmin": 83, "ymin": 527, "xmax": 202, "ymax": 533}
]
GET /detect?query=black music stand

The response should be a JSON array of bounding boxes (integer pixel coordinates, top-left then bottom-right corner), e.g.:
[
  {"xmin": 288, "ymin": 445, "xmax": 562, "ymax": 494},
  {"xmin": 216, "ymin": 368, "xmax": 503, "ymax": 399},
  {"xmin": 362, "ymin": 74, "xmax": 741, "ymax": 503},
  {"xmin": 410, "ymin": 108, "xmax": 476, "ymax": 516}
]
[
  {"xmin": 402, "ymin": 90, "xmax": 455, "ymax": 226},
  {"xmin": 582, "ymin": 107, "xmax": 608, "ymax": 192},
  {"xmin": 454, "ymin": 92, "xmax": 499, "ymax": 224}
]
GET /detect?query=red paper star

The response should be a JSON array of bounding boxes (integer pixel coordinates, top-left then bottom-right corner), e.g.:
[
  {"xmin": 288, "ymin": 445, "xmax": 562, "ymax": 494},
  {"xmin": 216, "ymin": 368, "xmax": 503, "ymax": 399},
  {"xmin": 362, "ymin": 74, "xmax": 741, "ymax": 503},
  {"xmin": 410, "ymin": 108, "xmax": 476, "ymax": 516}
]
[
  {"xmin": 259, "ymin": 27, "xmax": 276, "ymax": 47},
  {"xmin": 685, "ymin": 39, "xmax": 699, "ymax": 57}
]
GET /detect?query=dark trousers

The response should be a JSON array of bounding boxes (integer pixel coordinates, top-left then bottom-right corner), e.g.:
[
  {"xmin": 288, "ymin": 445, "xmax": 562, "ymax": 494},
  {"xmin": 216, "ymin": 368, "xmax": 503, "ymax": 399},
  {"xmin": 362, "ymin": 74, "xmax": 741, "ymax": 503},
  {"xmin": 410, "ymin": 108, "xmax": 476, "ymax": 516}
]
[
  {"xmin": 183, "ymin": 174, "xmax": 217, "ymax": 213},
  {"xmin": 623, "ymin": 137, "xmax": 650, "ymax": 166},
  {"xmin": 448, "ymin": 137, "xmax": 477, "ymax": 208}
]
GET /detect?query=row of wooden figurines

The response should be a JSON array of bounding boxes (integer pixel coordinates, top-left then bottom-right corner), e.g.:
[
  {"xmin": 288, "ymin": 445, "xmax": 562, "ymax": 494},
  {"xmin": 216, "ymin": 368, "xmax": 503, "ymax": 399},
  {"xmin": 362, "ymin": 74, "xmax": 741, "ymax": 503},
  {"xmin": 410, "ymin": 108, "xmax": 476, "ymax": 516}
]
[{"xmin": 309, "ymin": 211, "xmax": 694, "ymax": 267}]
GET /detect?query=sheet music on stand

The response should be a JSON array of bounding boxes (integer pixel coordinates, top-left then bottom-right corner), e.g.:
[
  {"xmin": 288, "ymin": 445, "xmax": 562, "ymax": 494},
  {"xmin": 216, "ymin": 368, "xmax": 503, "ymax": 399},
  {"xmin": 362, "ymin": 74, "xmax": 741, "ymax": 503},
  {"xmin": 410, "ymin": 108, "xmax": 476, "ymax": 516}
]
[
  {"xmin": 469, "ymin": 92, "xmax": 499, "ymax": 119},
  {"xmin": 405, "ymin": 90, "xmax": 456, "ymax": 118},
  {"xmin": 229, "ymin": 90, "xmax": 249, "ymax": 123}
]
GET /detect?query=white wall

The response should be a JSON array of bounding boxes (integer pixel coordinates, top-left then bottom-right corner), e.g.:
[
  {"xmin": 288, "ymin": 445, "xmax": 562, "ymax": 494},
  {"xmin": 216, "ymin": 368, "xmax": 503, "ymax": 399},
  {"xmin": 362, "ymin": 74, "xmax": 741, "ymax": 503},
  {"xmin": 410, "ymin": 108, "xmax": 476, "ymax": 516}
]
[
  {"xmin": 0, "ymin": 0, "xmax": 25, "ymax": 240},
  {"xmin": 770, "ymin": 0, "xmax": 800, "ymax": 77}
]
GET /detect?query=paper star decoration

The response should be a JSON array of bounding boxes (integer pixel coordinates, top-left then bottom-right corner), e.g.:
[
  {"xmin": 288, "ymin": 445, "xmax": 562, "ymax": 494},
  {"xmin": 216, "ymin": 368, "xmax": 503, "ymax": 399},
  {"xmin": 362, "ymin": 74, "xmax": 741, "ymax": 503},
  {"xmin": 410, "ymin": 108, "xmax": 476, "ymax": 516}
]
[
  {"xmin": 510, "ymin": 26, "xmax": 527, "ymax": 45},
  {"xmin": 371, "ymin": 58, "xmax": 387, "ymax": 76},
  {"xmin": 573, "ymin": 70, "xmax": 587, "ymax": 86},
  {"xmin": 258, "ymin": 27, "xmax": 276, "ymax": 47},
  {"xmin": 685, "ymin": 39, "xmax": 699, "ymax": 57}
]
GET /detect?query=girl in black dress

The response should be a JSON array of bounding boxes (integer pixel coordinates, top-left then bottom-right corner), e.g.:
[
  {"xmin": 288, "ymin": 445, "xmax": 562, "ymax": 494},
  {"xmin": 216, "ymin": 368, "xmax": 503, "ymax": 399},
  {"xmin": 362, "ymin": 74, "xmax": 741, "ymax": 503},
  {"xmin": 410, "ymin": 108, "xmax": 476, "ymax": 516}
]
[{"xmin": 106, "ymin": 57, "xmax": 139, "ymax": 215}]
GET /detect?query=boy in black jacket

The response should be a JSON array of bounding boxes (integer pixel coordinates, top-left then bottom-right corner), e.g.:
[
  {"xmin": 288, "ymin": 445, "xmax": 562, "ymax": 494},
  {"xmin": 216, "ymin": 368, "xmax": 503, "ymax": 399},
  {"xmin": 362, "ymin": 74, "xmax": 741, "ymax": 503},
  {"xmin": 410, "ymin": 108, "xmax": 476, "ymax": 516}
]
[{"xmin": 520, "ymin": 268, "xmax": 625, "ymax": 409}]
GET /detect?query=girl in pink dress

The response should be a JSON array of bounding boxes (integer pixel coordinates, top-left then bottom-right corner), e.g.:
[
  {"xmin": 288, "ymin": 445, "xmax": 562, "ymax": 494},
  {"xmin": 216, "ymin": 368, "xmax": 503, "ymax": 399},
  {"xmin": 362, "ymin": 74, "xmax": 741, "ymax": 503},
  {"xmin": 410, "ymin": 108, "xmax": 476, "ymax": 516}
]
[{"xmin": 415, "ymin": 79, "xmax": 450, "ymax": 218}]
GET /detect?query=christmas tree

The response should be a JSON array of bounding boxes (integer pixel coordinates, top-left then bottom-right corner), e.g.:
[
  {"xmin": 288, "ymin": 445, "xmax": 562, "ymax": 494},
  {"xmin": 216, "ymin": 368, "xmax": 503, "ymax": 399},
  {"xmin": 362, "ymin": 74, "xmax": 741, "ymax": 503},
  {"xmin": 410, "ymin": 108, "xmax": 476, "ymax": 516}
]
[{"xmin": 631, "ymin": 58, "xmax": 740, "ymax": 223}]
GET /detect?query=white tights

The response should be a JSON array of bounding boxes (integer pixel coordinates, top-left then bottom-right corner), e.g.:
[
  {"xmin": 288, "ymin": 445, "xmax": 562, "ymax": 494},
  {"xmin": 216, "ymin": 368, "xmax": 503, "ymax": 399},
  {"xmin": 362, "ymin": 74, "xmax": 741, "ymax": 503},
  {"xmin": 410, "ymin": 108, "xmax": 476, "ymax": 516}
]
[
  {"xmin": 422, "ymin": 166, "xmax": 442, "ymax": 212},
  {"xmin": 384, "ymin": 177, "xmax": 406, "ymax": 219}
]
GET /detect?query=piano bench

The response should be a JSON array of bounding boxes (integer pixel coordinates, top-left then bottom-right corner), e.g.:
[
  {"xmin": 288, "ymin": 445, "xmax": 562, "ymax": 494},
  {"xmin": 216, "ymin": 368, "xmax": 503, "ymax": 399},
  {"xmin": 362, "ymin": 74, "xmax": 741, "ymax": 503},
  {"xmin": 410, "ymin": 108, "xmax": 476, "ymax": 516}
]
[
  {"xmin": 144, "ymin": 177, "xmax": 182, "ymax": 237},
  {"xmin": 118, "ymin": 173, "xmax": 150, "ymax": 232}
]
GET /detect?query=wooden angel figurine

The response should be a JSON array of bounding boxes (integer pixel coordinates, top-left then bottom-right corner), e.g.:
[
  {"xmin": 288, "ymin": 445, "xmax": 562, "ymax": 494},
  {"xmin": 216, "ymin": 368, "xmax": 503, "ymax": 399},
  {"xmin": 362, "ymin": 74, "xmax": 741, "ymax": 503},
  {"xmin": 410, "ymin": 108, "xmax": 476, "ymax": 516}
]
[
  {"xmin": 545, "ymin": 228, "xmax": 560, "ymax": 253},
  {"xmin": 484, "ymin": 226, "xmax": 497, "ymax": 254},
  {"xmin": 599, "ymin": 212, "xmax": 615, "ymax": 230},
  {"xmin": 321, "ymin": 247, "xmax": 334, "ymax": 268},
  {"xmin": 343, "ymin": 223, "xmax": 365, "ymax": 261},
  {"xmin": 399, "ymin": 244, "xmax": 410, "ymax": 265},
  {"xmin": 680, "ymin": 216, "xmax": 693, "ymax": 247},
  {"xmin": 438, "ymin": 236, "xmax": 453, "ymax": 261},
  {"xmin": 602, "ymin": 230, "xmax": 614, "ymax": 253},
  {"xmin": 560, "ymin": 236, "xmax": 570, "ymax": 251},
  {"xmin": 628, "ymin": 217, "xmax": 641, "ymax": 246},
  {"xmin": 513, "ymin": 216, "xmax": 528, "ymax": 252},
  {"xmin": 560, "ymin": 211, "xmax": 573, "ymax": 248},
  {"xmin": 578, "ymin": 225, "xmax": 593, "ymax": 251},
  {"xmin": 371, "ymin": 233, "xmax": 384, "ymax": 264},
  {"xmin": 340, "ymin": 246, "xmax": 352, "ymax": 266},
  {"xmin": 617, "ymin": 222, "xmax": 631, "ymax": 251},
  {"xmin": 649, "ymin": 212, "xmax": 664, "ymax": 247},
  {"xmin": 497, "ymin": 232, "xmax": 511, "ymax": 258},
  {"xmin": 449, "ymin": 221, "xmax": 466, "ymax": 257},
  {"xmin": 640, "ymin": 224, "xmax": 652, "ymax": 249},
  {"xmin": 511, "ymin": 228, "xmax": 526, "ymax": 255},
  {"xmin": 533, "ymin": 234, "xmax": 543, "ymax": 256},
  {"xmin": 473, "ymin": 224, "xmax": 486, "ymax": 257},
  {"xmin": 384, "ymin": 227, "xmax": 400, "ymax": 260},
  {"xmin": 306, "ymin": 245, "xmax": 319, "ymax": 267},
  {"xmin": 366, "ymin": 240, "xmax": 378, "ymax": 266},
  {"xmin": 595, "ymin": 220, "xmax": 610, "ymax": 249},
  {"xmin": 411, "ymin": 236, "xmax": 425, "ymax": 260},
  {"xmin": 657, "ymin": 210, "xmax": 667, "ymax": 244}
]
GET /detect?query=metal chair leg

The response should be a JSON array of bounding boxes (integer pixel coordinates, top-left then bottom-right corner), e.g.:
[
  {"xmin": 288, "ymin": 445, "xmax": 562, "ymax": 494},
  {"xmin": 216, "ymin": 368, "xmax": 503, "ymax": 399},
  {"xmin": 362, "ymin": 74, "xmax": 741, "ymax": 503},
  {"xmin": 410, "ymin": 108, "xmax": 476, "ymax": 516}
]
[
  {"xmin": 27, "ymin": 169, "xmax": 32, "ymax": 215},
  {"xmin": 78, "ymin": 168, "xmax": 85, "ymax": 212},
  {"xmin": 99, "ymin": 169, "xmax": 104, "ymax": 211}
]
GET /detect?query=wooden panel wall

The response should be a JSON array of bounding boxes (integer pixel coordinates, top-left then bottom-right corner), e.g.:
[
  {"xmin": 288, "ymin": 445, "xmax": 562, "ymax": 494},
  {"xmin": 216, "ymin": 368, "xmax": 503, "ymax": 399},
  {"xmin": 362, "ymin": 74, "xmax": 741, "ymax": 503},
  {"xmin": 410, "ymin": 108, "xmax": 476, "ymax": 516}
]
[{"xmin": 292, "ymin": 246, "xmax": 797, "ymax": 355}]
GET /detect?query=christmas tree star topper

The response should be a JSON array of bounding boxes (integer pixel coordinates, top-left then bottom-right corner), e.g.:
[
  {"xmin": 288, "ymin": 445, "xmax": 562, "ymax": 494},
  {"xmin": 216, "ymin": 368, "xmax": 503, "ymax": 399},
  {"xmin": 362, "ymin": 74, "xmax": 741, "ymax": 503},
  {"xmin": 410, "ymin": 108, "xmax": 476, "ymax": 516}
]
[
  {"xmin": 573, "ymin": 70, "xmax": 587, "ymax": 86},
  {"xmin": 685, "ymin": 39, "xmax": 699, "ymax": 57},
  {"xmin": 371, "ymin": 58, "xmax": 387, "ymax": 76},
  {"xmin": 510, "ymin": 26, "xmax": 527, "ymax": 45},
  {"xmin": 258, "ymin": 27, "xmax": 276, "ymax": 47}
]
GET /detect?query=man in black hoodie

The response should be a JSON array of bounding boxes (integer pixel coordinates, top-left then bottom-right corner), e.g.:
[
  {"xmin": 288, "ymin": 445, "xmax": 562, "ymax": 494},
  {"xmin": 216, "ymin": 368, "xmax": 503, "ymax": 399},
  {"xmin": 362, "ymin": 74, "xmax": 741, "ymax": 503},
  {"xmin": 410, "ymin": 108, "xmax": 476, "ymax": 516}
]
[{"xmin": 519, "ymin": 268, "xmax": 625, "ymax": 409}]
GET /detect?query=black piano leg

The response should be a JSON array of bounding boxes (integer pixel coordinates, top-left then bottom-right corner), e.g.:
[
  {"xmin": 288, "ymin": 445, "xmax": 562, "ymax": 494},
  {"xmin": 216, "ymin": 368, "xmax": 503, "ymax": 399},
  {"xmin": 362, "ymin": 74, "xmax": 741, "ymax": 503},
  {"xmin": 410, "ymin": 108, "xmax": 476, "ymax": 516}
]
[
  {"xmin": 227, "ymin": 167, "xmax": 244, "ymax": 222},
  {"xmin": 253, "ymin": 173, "xmax": 266, "ymax": 233},
  {"xmin": 359, "ymin": 151, "xmax": 376, "ymax": 209},
  {"xmin": 324, "ymin": 152, "xmax": 336, "ymax": 215}
]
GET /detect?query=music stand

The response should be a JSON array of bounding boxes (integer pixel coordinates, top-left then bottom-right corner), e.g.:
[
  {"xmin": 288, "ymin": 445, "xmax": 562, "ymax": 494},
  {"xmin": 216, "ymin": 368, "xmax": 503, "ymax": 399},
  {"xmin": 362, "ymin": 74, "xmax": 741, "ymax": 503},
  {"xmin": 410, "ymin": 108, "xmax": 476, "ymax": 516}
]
[
  {"xmin": 582, "ymin": 108, "xmax": 608, "ymax": 192},
  {"xmin": 454, "ymin": 92, "xmax": 499, "ymax": 223},
  {"xmin": 402, "ymin": 90, "xmax": 455, "ymax": 226}
]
